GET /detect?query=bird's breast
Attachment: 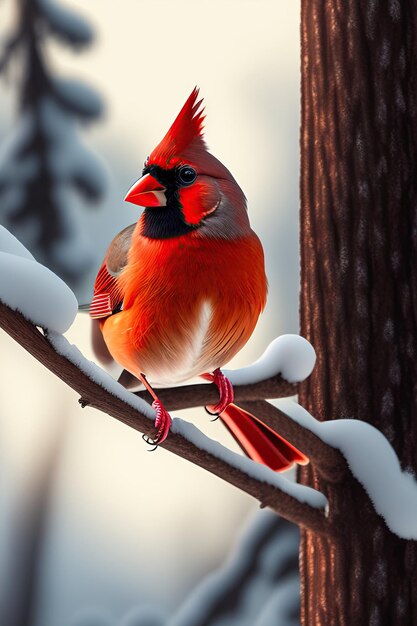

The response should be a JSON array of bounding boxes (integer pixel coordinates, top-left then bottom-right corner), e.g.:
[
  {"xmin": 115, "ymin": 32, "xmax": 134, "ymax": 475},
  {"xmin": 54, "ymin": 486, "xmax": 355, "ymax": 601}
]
[
  {"xmin": 102, "ymin": 232, "xmax": 267, "ymax": 385},
  {"xmin": 141, "ymin": 298, "xmax": 216, "ymax": 385}
]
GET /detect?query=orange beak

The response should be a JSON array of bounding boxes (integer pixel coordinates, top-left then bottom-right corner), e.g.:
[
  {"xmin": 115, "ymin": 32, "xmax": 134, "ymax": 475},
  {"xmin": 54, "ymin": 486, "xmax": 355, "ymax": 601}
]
[{"xmin": 124, "ymin": 173, "xmax": 167, "ymax": 207}]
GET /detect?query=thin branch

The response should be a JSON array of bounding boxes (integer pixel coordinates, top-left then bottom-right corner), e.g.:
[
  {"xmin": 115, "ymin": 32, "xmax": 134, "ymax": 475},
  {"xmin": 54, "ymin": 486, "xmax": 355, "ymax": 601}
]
[
  {"xmin": 132, "ymin": 376, "xmax": 298, "ymax": 411},
  {"xmin": 132, "ymin": 381, "xmax": 347, "ymax": 481},
  {"xmin": 0, "ymin": 301, "xmax": 333, "ymax": 535}
]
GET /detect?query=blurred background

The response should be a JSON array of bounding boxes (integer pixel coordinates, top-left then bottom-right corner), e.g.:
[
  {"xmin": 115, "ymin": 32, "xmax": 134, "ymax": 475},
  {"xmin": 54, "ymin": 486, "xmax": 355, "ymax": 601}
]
[{"xmin": 0, "ymin": 1, "xmax": 301, "ymax": 624}]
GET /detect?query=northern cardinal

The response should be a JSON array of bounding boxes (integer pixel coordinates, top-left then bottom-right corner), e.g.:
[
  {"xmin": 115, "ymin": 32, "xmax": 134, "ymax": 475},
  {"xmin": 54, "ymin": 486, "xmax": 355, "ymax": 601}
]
[{"xmin": 88, "ymin": 88, "xmax": 307, "ymax": 472}]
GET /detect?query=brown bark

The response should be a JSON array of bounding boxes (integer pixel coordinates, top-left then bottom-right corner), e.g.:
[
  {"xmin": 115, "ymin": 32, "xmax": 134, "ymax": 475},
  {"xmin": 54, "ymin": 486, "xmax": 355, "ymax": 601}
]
[{"xmin": 300, "ymin": 1, "xmax": 417, "ymax": 624}]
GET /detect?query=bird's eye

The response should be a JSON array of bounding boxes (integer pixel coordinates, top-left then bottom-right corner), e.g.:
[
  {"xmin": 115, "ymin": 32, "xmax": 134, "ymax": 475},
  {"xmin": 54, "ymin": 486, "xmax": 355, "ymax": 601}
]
[
  {"xmin": 177, "ymin": 165, "xmax": 197, "ymax": 186},
  {"xmin": 144, "ymin": 156, "xmax": 149, "ymax": 167}
]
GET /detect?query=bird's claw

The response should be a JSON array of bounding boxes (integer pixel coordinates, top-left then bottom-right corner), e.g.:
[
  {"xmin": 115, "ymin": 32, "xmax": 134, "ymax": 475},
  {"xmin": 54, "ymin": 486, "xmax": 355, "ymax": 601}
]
[
  {"xmin": 142, "ymin": 400, "xmax": 172, "ymax": 450},
  {"xmin": 204, "ymin": 406, "xmax": 220, "ymax": 421},
  {"xmin": 142, "ymin": 433, "xmax": 159, "ymax": 452},
  {"xmin": 205, "ymin": 369, "xmax": 234, "ymax": 416}
]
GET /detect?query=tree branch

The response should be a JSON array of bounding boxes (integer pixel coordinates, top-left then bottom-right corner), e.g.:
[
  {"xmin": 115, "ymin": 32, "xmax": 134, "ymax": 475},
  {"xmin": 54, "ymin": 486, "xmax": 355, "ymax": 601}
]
[
  {"xmin": 132, "ymin": 382, "xmax": 347, "ymax": 481},
  {"xmin": 239, "ymin": 401, "xmax": 348, "ymax": 482},
  {"xmin": 132, "ymin": 375, "xmax": 298, "ymax": 411},
  {"xmin": 0, "ymin": 301, "xmax": 334, "ymax": 535}
]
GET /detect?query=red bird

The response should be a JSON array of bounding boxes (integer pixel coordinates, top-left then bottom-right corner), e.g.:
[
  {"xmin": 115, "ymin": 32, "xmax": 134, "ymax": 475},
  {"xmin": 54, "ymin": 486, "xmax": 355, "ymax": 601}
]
[{"xmin": 89, "ymin": 88, "xmax": 307, "ymax": 472}]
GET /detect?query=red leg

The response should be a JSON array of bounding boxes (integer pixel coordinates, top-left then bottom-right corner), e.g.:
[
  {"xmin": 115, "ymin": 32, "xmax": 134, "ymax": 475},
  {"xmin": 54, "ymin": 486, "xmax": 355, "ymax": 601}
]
[
  {"xmin": 139, "ymin": 373, "xmax": 172, "ymax": 446},
  {"xmin": 202, "ymin": 368, "xmax": 234, "ymax": 416}
]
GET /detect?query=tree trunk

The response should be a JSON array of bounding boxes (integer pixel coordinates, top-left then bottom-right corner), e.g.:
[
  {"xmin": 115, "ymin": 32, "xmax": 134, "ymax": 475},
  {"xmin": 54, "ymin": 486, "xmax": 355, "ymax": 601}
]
[{"xmin": 299, "ymin": 2, "xmax": 417, "ymax": 624}]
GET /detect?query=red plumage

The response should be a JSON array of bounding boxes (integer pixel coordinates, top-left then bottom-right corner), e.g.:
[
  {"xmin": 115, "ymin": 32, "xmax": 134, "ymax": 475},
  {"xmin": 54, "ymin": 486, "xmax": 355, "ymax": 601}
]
[
  {"xmin": 90, "ymin": 88, "xmax": 308, "ymax": 472},
  {"xmin": 150, "ymin": 87, "xmax": 206, "ymax": 167},
  {"xmin": 220, "ymin": 405, "xmax": 308, "ymax": 472}
]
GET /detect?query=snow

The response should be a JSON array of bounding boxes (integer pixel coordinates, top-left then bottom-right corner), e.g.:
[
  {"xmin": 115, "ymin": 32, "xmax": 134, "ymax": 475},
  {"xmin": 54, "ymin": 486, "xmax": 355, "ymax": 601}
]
[
  {"xmin": 118, "ymin": 606, "xmax": 166, "ymax": 626},
  {"xmin": 67, "ymin": 607, "xmax": 113, "ymax": 626},
  {"xmin": 3, "ymin": 314, "xmax": 324, "ymax": 511},
  {"xmin": 53, "ymin": 78, "xmax": 103, "ymax": 119},
  {"xmin": 0, "ymin": 114, "xmax": 33, "ymax": 160},
  {"xmin": 254, "ymin": 575, "xmax": 299, "ymax": 626},
  {"xmin": 168, "ymin": 514, "xmax": 269, "ymax": 625},
  {"xmin": 0, "ymin": 226, "xmax": 34, "ymax": 260},
  {"xmin": 48, "ymin": 187, "xmax": 95, "ymax": 272},
  {"xmin": 0, "ymin": 153, "xmax": 39, "ymax": 186},
  {"xmin": 40, "ymin": 98, "xmax": 107, "ymax": 200},
  {"xmin": 47, "ymin": 331, "xmax": 155, "ymax": 420},
  {"xmin": 171, "ymin": 418, "xmax": 327, "ymax": 510},
  {"xmin": 276, "ymin": 398, "xmax": 417, "ymax": 539},
  {"xmin": 223, "ymin": 334, "xmax": 316, "ymax": 385},
  {"xmin": 169, "ymin": 510, "xmax": 299, "ymax": 626},
  {"xmin": 262, "ymin": 528, "xmax": 297, "ymax": 577},
  {"xmin": 0, "ymin": 188, "xmax": 27, "ymax": 222},
  {"xmin": 0, "ymin": 251, "xmax": 77, "ymax": 334},
  {"xmin": 38, "ymin": 0, "xmax": 93, "ymax": 47},
  {"xmin": 0, "ymin": 238, "xmax": 325, "ymax": 512},
  {"xmin": 3, "ymin": 224, "xmax": 411, "ymax": 541},
  {"xmin": 0, "ymin": 114, "xmax": 39, "ymax": 187},
  {"xmin": 44, "ymin": 334, "xmax": 326, "ymax": 512}
]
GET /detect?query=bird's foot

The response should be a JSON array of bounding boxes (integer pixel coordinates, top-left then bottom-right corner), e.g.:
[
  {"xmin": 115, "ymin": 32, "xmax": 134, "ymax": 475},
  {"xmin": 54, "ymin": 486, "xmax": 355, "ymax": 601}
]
[
  {"xmin": 142, "ymin": 400, "xmax": 172, "ymax": 449},
  {"xmin": 205, "ymin": 368, "xmax": 234, "ymax": 417}
]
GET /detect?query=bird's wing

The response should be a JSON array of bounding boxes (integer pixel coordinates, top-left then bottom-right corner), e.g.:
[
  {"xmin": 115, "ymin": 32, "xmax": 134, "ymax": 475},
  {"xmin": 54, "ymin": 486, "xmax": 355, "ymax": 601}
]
[{"xmin": 90, "ymin": 223, "xmax": 136, "ymax": 319}]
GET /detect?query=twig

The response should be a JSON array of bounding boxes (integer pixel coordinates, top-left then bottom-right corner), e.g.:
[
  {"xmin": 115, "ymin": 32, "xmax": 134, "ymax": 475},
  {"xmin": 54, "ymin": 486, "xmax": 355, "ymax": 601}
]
[
  {"xmin": 133, "ymin": 376, "xmax": 298, "ymax": 410},
  {"xmin": 0, "ymin": 301, "xmax": 333, "ymax": 535},
  {"xmin": 133, "ymin": 382, "xmax": 347, "ymax": 481}
]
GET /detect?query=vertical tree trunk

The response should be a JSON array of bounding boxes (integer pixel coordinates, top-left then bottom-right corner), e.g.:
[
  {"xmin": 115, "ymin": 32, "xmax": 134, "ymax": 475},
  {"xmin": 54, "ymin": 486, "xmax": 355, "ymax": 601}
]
[{"xmin": 299, "ymin": 2, "xmax": 417, "ymax": 624}]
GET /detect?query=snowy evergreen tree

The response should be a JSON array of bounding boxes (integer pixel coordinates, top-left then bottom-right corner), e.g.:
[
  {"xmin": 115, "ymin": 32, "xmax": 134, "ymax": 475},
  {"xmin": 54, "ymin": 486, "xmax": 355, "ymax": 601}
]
[
  {"xmin": 111, "ymin": 512, "xmax": 299, "ymax": 626},
  {"xmin": 0, "ymin": 0, "xmax": 106, "ymax": 288},
  {"xmin": 166, "ymin": 511, "xmax": 300, "ymax": 626}
]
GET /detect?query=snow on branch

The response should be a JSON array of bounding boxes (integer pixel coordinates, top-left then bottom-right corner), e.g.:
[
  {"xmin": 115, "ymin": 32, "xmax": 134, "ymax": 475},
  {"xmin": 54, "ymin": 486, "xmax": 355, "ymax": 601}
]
[
  {"xmin": 0, "ymin": 232, "xmax": 330, "ymax": 534},
  {"xmin": 2, "ymin": 232, "xmax": 415, "ymax": 539},
  {"xmin": 0, "ymin": 303, "xmax": 329, "ymax": 534},
  {"xmin": 52, "ymin": 78, "xmax": 104, "ymax": 120},
  {"xmin": 0, "ymin": 225, "xmax": 35, "ymax": 260},
  {"xmin": 38, "ymin": 0, "xmax": 93, "ymax": 48},
  {"xmin": 0, "ymin": 0, "xmax": 105, "ymax": 287},
  {"xmin": 41, "ymin": 98, "xmax": 107, "ymax": 201},
  {"xmin": 168, "ymin": 511, "xmax": 300, "ymax": 626},
  {"xmin": 131, "ymin": 336, "xmax": 312, "ymax": 411},
  {"xmin": 274, "ymin": 400, "xmax": 417, "ymax": 540},
  {"xmin": 0, "ymin": 226, "xmax": 77, "ymax": 333},
  {"xmin": 224, "ymin": 334, "xmax": 317, "ymax": 385}
]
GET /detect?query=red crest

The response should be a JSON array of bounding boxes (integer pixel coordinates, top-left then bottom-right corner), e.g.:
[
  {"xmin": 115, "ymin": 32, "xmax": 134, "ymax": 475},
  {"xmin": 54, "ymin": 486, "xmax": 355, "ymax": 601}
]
[{"xmin": 149, "ymin": 87, "xmax": 206, "ymax": 167}]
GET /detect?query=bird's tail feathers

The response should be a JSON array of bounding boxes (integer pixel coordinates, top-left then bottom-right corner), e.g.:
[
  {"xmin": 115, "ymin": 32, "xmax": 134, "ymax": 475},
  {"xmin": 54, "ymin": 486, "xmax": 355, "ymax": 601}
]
[{"xmin": 220, "ymin": 403, "xmax": 308, "ymax": 472}]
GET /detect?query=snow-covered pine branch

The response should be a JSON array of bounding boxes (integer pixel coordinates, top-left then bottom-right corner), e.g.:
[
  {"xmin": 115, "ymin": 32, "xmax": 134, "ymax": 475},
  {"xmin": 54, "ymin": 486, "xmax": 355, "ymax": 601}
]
[
  {"xmin": 2, "ymin": 228, "xmax": 416, "ymax": 540},
  {"xmin": 0, "ymin": 0, "xmax": 105, "ymax": 288},
  {"xmin": 52, "ymin": 78, "xmax": 104, "ymax": 120},
  {"xmin": 275, "ymin": 399, "xmax": 417, "ymax": 540},
  {"xmin": 38, "ymin": 0, "xmax": 93, "ymax": 49},
  {"xmin": 165, "ymin": 511, "xmax": 300, "ymax": 626}
]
